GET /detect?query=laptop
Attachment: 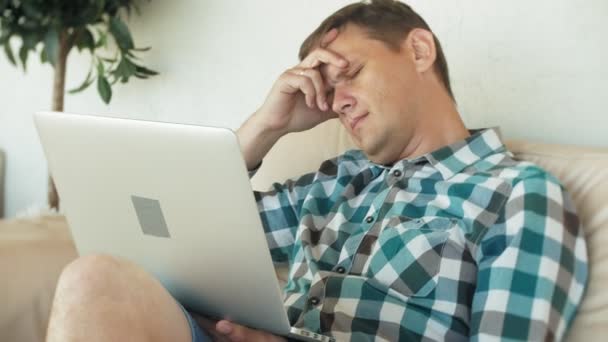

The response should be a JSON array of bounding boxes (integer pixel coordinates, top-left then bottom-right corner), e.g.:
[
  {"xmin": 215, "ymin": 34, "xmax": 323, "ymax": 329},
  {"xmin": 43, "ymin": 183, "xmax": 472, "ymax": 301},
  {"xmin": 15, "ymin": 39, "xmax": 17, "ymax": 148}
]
[{"xmin": 34, "ymin": 111, "xmax": 335, "ymax": 342}]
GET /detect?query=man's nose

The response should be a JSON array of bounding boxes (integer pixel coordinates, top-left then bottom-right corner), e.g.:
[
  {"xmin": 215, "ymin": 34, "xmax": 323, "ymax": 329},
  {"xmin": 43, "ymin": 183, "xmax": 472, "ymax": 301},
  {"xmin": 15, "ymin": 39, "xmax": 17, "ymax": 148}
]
[{"xmin": 332, "ymin": 85, "xmax": 356, "ymax": 115}]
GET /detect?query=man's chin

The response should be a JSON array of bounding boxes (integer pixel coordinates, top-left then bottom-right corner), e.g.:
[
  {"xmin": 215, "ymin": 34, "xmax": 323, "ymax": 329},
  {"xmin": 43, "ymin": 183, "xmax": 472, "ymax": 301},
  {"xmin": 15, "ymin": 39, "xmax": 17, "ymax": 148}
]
[
  {"xmin": 358, "ymin": 144, "xmax": 383, "ymax": 164},
  {"xmin": 346, "ymin": 131, "xmax": 393, "ymax": 164},
  {"xmin": 359, "ymin": 143, "xmax": 401, "ymax": 166},
  {"xmin": 349, "ymin": 134, "xmax": 365, "ymax": 152}
]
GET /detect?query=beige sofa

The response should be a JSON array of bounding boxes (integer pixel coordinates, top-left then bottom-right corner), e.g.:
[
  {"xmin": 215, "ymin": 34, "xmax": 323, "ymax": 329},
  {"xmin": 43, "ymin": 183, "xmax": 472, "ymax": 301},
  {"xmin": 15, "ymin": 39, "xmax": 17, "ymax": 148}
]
[{"xmin": 1, "ymin": 121, "xmax": 607, "ymax": 341}]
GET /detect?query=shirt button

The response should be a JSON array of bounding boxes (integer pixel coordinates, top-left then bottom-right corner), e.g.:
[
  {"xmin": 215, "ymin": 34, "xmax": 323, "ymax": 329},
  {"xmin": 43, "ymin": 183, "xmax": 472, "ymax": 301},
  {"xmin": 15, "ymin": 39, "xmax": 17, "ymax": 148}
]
[
  {"xmin": 365, "ymin": 216, "xmax": 374, "ymax": 223},
  {"xmin": 309, "ymin": 297, "xmax": 320, "ymax": 306},
  {"xmin": 336, "ymin": 266, "xmax": 346, "ymax": 274},
  {"xmin": 392, "ymin": 170, "xmax": 402, "ymax": 177}
]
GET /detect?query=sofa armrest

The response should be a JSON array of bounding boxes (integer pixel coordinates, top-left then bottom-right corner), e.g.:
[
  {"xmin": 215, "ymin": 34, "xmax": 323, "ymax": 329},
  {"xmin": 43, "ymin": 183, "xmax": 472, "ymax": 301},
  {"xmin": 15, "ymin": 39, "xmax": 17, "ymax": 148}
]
[{"xmin": 0, "ymin": 215, "xmax": 77, "ymax": 342}]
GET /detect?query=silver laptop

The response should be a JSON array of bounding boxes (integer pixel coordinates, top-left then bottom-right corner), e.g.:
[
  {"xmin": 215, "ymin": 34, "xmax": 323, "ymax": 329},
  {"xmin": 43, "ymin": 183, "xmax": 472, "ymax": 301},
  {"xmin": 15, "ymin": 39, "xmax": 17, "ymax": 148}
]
[{"xmin": 34, "ymin": 111, "xmax": 335, "ymax": 342}]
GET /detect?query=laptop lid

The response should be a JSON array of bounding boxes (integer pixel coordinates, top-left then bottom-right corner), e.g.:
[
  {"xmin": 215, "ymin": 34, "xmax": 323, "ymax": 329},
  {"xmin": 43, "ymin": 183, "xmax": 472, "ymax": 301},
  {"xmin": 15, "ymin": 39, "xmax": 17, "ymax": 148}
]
[{"xmin": 34, "ymin": 111, "xmax": 293, "ymax": 335}]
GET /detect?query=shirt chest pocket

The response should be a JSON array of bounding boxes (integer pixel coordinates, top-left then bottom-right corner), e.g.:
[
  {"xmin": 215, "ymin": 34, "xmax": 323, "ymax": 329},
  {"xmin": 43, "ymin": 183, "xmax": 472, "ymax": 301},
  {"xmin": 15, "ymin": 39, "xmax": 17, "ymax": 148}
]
[{"xmin": 365, "ymin": 216, "xmax": 456, "ymax": 298}]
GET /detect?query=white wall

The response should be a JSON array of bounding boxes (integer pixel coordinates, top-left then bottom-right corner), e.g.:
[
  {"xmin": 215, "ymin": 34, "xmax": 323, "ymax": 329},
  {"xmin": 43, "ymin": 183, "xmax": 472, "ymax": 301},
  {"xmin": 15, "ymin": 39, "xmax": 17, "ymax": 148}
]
[{"xmin": 0, "ymin": 0, "xmax": 606, "ymax": 218}]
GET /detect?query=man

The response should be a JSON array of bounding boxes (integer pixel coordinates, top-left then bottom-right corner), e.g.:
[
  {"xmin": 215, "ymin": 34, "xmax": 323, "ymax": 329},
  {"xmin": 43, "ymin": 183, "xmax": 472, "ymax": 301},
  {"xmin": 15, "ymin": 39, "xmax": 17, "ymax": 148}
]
[{"xmin": 46, "ymin": 1, "xmax": 587, "ymax": 341}]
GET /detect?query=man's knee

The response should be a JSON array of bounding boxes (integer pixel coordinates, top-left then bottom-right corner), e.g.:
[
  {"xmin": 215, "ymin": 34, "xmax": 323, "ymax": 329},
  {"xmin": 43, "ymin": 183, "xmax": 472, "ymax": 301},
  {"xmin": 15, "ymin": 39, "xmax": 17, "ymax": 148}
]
[
  {"xmin": 54, "ymin": 253, "xmax": 143, "ymax": 303},
  {"xmin": 49, "ymin": 256, "xmax": 192, "ymax": 341}
]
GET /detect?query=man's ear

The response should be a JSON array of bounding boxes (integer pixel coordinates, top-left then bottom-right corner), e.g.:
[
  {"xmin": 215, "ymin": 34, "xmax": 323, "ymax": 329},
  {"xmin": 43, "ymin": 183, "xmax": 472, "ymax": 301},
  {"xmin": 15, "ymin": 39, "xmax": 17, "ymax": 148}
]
[{"xmin": 403, "ymin": 28, "xmax": 436, "ymax": 73}]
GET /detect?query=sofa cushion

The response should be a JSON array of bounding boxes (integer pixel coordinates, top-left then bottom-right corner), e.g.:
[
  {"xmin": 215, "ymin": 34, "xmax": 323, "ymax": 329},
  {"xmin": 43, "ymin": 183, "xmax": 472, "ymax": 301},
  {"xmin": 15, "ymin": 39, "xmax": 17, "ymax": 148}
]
[
  {"xmin": 0, "ymin": 215, "xmax": 77, "ymax": 342},
  {"xmin": 251, "ymin": 120, "xmax": 354, "ymax": 191}
]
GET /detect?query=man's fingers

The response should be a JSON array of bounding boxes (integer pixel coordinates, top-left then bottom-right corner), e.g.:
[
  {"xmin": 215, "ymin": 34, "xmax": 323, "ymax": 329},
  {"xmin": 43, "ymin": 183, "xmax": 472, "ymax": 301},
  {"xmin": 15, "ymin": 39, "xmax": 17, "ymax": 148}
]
[
  {"xmin": 216, "ymin": 320, "xmax": 286, "ymax": 342},
  {"xmin": 300, "ymin": 28, "xmax": 345, "ymax": 69},
  {"xmin": 282, "ymin": 71, "xmax": 318, "ymax": 109},
  {"xmin": 216, "ymin": 320, "xmax": 245, "ymax": 341},
  {"xmin": 191, "ymin": 315, "xmax": 231, "ymax": 341},
  {"xmin": 320, "ymin": 27, "xmax": 339, "ymax": 48},
  {"xmin": 290, "ymin": 68, "xmax": 328, "ymax": 110},
  {"xmin": 300, "ymin": 48, "xmax": 348, "ymax": 69}
]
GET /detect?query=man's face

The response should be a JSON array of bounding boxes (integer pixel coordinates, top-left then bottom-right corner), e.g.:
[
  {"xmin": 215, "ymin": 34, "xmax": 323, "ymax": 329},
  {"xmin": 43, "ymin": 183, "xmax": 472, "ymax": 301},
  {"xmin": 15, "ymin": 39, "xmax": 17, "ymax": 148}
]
[{"xmin": 320, "ymin": 24, "xmax": 422, "ymax": 164}]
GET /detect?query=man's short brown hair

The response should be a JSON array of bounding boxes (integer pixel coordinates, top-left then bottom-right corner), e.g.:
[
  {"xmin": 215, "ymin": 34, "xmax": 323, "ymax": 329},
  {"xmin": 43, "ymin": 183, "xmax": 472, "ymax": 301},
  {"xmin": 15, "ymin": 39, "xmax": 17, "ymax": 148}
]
[{"xmin": 299, "ymin": 0, "xmax": 454, "ymax": 101}]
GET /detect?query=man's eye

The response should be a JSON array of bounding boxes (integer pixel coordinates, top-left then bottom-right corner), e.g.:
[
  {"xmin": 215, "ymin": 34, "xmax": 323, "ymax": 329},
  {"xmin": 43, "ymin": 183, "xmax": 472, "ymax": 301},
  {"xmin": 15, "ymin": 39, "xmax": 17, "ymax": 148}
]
[
  {"xmin": 326, "ymin": 89, "xmax": 335, "ymax": 103},
  {"xmin": 350, "ymin": 66, "xmax": 363, "ymax": 79}
]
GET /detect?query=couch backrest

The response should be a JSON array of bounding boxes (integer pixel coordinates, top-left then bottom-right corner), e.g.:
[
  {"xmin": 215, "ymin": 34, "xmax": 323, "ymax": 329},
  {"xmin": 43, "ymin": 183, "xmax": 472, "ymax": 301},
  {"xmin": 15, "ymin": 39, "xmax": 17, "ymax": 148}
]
[
  {"xmin": 251, "ymin": 120, "xmax": 353, "ymax": 191},
  {"xmin": 251, "ymin": 121, "xmax": 608, "ymax": 341}
]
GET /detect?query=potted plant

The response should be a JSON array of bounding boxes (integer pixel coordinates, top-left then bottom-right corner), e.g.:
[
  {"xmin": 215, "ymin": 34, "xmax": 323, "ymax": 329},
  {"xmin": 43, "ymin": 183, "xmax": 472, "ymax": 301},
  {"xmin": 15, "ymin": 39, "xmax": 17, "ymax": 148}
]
[{"xmin": 0, "ymin": 0, "xmax": 158, "ymax": 209}]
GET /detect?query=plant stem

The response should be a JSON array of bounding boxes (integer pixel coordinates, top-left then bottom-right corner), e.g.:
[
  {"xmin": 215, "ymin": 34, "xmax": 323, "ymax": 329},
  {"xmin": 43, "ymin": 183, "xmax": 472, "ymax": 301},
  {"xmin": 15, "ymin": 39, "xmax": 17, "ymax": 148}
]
[{"xmin": 48, "ymin": 29, "xmax": 70, "ymax": 210}]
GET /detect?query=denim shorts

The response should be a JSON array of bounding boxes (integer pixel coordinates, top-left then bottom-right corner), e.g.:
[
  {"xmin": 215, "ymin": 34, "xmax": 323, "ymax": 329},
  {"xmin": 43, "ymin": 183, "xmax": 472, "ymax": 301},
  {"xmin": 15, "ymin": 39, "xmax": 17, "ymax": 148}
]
[{"xmin": 178, "ymin": 303, "xmax": 213, "ymax": 342}]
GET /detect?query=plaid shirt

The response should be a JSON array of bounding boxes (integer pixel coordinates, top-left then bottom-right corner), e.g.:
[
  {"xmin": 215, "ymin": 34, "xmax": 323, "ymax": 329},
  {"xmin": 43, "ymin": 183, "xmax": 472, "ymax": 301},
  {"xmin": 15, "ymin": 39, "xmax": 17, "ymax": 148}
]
[{"xmin": 253, "ymin": 128, "xmax": 588, "ymax": 341}]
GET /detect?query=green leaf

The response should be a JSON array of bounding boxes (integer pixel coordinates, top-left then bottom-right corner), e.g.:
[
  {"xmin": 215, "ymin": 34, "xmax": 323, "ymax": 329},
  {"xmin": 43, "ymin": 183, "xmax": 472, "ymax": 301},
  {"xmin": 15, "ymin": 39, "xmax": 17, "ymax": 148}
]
[
  {"xmin": 111, "ymin": 56, "xmax": 137, "ymax": 83},
  {"xmin": 132, "ymin": 46, "xmax": 151, "ymax": 52},
  {"xmin": 109, "ymin": 16, "xmax": 134, "ymax": 51},
  {"xmin": 21, "ymin": 2, "xmax": 43, "ymax": 20},
  {"xmin": 97, "ymin": 75, "xmax": 112, "ymax": 104},
  {"xmin": 40, "ymin": 48, "xmax": 48, "ymax": 64},
  {"xmin": 44, "ymin": 29, "xmax": 59, "ymax": 66},
  {"xmin": 22, "ymin": 33, "xmax": 38, "ymax": 50},
  {"xmin": 18, "ymin": 45, "xmax": 29, "ymax": 70},
  {"xmin": 0, "ymin": 32, "xmax": 9, "ymax": 45},
  {"xmin": 95, "ymin": 29, "xmax": 108, "ymax": 48},
  {"xmin": 125, "ymin": 50, "xmax": 139, "ymax": 59},
  {"xmin": 135, "ymin": 65, "xmax": 158, "ymax": 76},
  {"xmin": 68, "ymin": 68, "xmax": 94, "ymax": 94},
  {"xmin": 75, "ymin": 28, "xmax": 95, "ymax": 52},
  {"xmin": 22, "ymin": 18, "xmax": 39, "ymax": 30},
  {"xmin": 97, "ymin": 60, "xmax": 105, "ymax": 75},
  {"xmin": 3, "ymin": 41, "xmax": 16, "ymax": 66},
  {"xmin": 133, "ymin": 63, "xmax": 159, "ymax": 79}
]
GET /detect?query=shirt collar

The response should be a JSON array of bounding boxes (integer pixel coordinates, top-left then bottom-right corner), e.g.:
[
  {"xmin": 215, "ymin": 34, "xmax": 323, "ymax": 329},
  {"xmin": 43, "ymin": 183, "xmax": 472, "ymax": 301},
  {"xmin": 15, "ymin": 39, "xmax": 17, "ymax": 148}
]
[
  {"xmin": 424, "ymin": 127, "xmax": 507, "ymax": 179},
  {"xmin": 364, "ymin": 127, "xmax": 507, "ymax": 179}
]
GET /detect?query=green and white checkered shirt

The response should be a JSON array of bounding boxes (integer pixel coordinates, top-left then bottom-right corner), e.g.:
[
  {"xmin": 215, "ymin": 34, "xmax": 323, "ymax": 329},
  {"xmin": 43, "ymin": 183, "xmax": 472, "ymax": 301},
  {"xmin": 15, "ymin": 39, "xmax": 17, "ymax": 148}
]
[{"xmin": 253, "ymin": 128, "xmax": 588, "ymax": 341}]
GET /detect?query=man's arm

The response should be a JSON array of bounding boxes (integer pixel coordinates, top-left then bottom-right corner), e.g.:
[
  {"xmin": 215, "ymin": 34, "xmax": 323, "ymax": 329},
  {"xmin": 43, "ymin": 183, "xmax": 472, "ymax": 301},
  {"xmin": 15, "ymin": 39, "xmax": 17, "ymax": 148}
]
[
  {"xmin": 212, "ymin": 29, "xmax": 347, "ymax": 342},
  {"xmin": 470, "ymin": 172, "xmax": 588, "ymax": 341},
  {"xmin": 236, "ymin": 28, "xmax": 345, "ymax": 171},
  {"xmin": 236, "ymin": 113, "xmax": 285, "ymax": 171},
  {"xmin": 233, "ymin": 30, "xmax": 348, "ymax": 265}
]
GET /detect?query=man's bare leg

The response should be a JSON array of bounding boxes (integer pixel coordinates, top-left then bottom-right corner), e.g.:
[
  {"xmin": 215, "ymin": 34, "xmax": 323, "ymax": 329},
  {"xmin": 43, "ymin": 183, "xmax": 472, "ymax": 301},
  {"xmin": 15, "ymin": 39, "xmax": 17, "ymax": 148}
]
[{"xmin": 46, "ymin": 254, "xmax": 192, "ymax": 342}]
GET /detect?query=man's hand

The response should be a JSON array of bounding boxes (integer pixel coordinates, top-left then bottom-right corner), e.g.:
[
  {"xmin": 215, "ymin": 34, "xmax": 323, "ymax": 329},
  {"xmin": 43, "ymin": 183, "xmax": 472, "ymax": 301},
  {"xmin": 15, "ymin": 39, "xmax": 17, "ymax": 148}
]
[
  {"xmin": 214, "ymin": 320, "xmax": 287, "ymax": 342},
  {"xmin": 237, "ymin": 28, "xmax": 348, "ymax": 170},
  {"xmin": 193, "ymin": 315, "xmax": 287, "ymax": 342},
  {"xmin": 254, "ymin": 28, "xmax": 347, "ymax": 135}
]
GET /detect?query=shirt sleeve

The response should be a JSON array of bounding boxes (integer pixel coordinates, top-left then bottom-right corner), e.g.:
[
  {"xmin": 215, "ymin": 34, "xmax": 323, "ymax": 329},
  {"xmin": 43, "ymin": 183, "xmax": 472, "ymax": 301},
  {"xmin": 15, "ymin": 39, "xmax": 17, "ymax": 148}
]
[
  {"xmin": 253, "ymin": 171, "xmax": 317, "ymax": 264},
  {"xmin": 470, "ymin": 173, "xmax": 588, "ymax": 341}
]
